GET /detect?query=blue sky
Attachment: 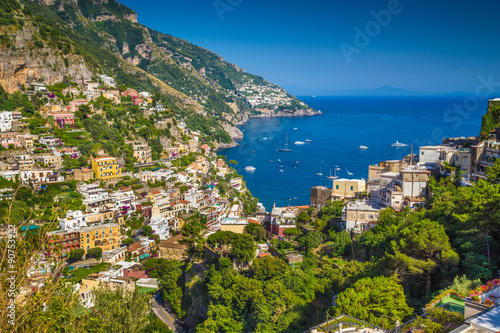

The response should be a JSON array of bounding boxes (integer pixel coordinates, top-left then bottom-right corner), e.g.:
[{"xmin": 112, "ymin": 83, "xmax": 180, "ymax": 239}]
[{"xmin": 119, "ymin": 0, "xmax": 500, "ymax": 94}]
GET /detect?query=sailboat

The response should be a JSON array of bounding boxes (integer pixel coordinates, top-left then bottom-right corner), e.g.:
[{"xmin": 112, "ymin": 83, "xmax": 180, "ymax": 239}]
[
  {"xmin": 316, "ymin": 164, "xmax": 323, "ymax": 176},
  {"xmin": 327, "ymin": 168, "xmax": 339, "ymax": 180},
  {"xmin": 278, "ymin": 133, "xmax": 292, "ymax": 152}
]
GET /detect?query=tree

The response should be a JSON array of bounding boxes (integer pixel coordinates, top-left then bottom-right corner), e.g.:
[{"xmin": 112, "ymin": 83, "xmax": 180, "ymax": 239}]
[
  {"xmin": 333, "ymin": 276, "xmax": 413, "ymax": 328},
  {"xmin": 91, "ymin": 287, "xmax": 150, "ymax": 333},
  {"xmin": 326, "ymin": 230, "xmax": 351, "ymax": 257},
  {"xmin": 86, "ymin": 247, "xmax": 103, "ymax": 259},
  {"xmin": 179, "ymin": 220, "xmax": 207, "ymax": 259},
  {"xmin": 230, "ymin": 233, "xmax": 256, "ymax": 265},
  {"xmin": 244, "ymin": 223, "xmax": 267, "ymax": 242},
  {"xmin": 227, "ymin": 159, "xmax": 238, "ymax": 167},
  {"xmin": 251, "ymin": 256, "xmax": 289, "ymax": 281},
  {"xmin": 296, "ymin": 211, "xmax": 310, "ymax": 224},
  {"xmin": 123, "ymin": 238, "xmax": 134, "ymax": 246},
  {"xmin": 298, "ymin": 231, "xmax": 323, "ymax": 253},
  {"xmin": 387, "ymin": 219, "xmax": 459, "ymax": 297},
  {"xmin": 486, "ymin": 156, "xmax": 500, "ymax": 183},
  {"xmin": 68, "ymin": 248, "xmax": 84, "ymax": 262},
  {"xmin": 142, "ymin": 225, "xmax": 153, "ymax": 238}
]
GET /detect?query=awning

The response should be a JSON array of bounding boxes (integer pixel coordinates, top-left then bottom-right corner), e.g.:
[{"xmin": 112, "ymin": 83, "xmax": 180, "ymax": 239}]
[{"xmin": 139, "ymin": 253, "xmax": 150, "ymax": 260}]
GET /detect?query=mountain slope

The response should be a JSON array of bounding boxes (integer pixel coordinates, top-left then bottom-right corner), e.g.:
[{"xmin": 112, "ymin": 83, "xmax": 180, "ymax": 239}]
[{"xmin": 0, "ymin": 0, "xmax": 318, "ymax": 140}]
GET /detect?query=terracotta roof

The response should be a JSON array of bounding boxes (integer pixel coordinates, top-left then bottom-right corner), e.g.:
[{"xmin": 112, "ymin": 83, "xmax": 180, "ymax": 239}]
[
  {"xmin": 248, "ymin": 218, "xmax": 260, "ymax": 224},
  {"xmin": 128, "ymin": 243, "xmax": 143, "ymax": 252},
  {"xmin": 178, "ymin": 200, "xmax": 190, "ymax": 204},
  {"xmin": 151, "ymin": 190, "xmax": 161, "ymax": 195},
  {"xmin": 81, "ymin": 168, "xmax": 93, "ymax": 172}
]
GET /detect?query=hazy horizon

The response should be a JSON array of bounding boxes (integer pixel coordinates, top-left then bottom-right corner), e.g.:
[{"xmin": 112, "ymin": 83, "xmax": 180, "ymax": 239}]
[{"xmin": 119, "ymin": 0, "xmax": 500, "ymax": 95}]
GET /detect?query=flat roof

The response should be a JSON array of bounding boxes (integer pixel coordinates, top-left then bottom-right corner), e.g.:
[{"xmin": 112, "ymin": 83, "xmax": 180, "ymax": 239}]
[{"xmin": 470, "ymin": 306, "xmax": 500, "ymax": 332}]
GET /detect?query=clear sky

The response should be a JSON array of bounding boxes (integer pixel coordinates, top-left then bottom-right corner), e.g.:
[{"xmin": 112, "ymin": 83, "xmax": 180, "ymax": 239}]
[{"xmin": 119, "ymin": 0, "xmax": 500, "ymax": 94}]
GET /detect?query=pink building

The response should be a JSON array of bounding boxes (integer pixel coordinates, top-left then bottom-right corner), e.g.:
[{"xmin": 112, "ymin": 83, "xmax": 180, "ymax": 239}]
[
  {"xmin": 49, "ymin": 111, "xmax": 75, "ymax": 129},
  {"xmin": 68, "ymin": 99, "xmax": 94, "ymax": 112}
]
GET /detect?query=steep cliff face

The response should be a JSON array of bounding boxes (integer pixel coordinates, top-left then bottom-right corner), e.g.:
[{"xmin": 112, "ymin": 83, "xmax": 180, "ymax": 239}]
[
  {"xmin": 0, "ymin": 0, "xmax": 317, "ymax": 145},
  {"xmin": 0, "ymin": 18, "xmax": 92, "ymax": 93}
]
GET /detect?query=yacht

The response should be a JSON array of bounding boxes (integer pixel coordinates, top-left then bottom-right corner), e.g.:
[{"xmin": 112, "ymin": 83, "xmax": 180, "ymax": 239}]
[
  {"xmin": 294, "ymin": 141, "xmax": 305, "ymax": 145},
  {"xmin": 391, "ymin": 141, "xmax": 408, "ymax": 147},
  {"xmin": 278, "ymin": 133, "xmax": 292, "ymax": 152},
  {"xmin": 359, "ymin": 145, "xmax": 369, "ymax": 149},
  {"xmin": 305, "ymin": 139, "xmax": 313, "ymax": 143},
  {"xmin": 245, "ymin": 166, "xmax": 256, "ymax": 172},
  {"xmin": 327, "ymin": 168, "xmax": 339, "ymax": 180}
]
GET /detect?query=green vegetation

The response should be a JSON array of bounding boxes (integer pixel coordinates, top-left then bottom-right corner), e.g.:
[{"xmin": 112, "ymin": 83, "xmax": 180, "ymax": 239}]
[
  {"xmin": 481, "ymin": 100, "xmax": 500, "ymax": 137},
  {"xmin": 332, "ymin": 276, "xmax": 413, "ymax": 328}
]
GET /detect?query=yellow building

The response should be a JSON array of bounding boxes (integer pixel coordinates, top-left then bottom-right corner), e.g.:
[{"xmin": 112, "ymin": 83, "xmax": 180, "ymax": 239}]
[
  {"xmin": 92, "ymin": 157, "xmax": 122, "ymax": 181},
  {"xmin": 331, "ymin": 178, "xmax": 366, "ymax": 201},
  {"xmin": 79, "ymin": 223, "xmax": 121, "ymax": 253}
]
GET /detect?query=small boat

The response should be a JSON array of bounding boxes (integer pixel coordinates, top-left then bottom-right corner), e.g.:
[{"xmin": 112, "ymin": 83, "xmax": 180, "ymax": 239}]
[
  {"xmin": 245, "ymin": 166, "xmax": 256, "ymax": 172},
  {"xmin": 251, "ymin": 138, "xmax": 254, "ymax": 140},
  {"xmin": 305, "ymin": 139, "xmax": 313, "ymax": 143},
  {"xmin": 296, "ymin": 161, "xmax": 299, "ymax": 163},
  {"xmin": 279, "ymin": 169, "xmax": 284, "ymax": 172},
  {"xmin": 270, "ymin": 160, "xmax": 273, "ymax": 163},
  {"xmin": 294, "ymin": 141, "xmax": 305, "ymax": 145},
  {"xmin": 344, "ymin": 167, "xmax": 353, "ymax": 176},
  {"xmin": 263, "ymin": 137, "xmax": 268, "ymax": 140},
  {"xmin": 293, "ymin": 128, "xmax": 298, "ymax": 130},
  {"xmin": 359, "ymin": 145, "xmax": 369, "ymax": 149},
  {"xmin": 391, "ymin": 141, "xmax": 408, "ymax": 147},
  {"xmin": 252, "ymin": 151, "xmax": 256, "ymax": 153},
  {"xmin": 317, "ymin": 164, "xmax": 323, "ymax": 176},
  {"xmin": 278, "ymin": 159, "xmax": 281, "ymax": 162}
]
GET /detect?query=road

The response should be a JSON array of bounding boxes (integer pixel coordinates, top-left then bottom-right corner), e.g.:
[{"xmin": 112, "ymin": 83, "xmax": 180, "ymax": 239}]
[{"xmin": 153, "ymin": 292, "xmax": 188, "ymax": 333}]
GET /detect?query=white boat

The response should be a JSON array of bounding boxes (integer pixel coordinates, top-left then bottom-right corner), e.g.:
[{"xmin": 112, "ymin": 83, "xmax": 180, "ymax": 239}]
[
  {"xmin": 305, "ymin": 139, "xmax": 313, "ymax": 143},
  {"xmin": 391, "ymin": 141, "xmax": 408, "ymax": 147},
  {"xmin": 263, "ymin": 137, "xmax": 267, "ymax": 140},
  {"xmin": 294, "ymin": 141, "xmax": 305, "ymax": 145},
  {"xmin": 245, "ymin": 166, "xmax": 256, "ymax": 172},
  {"xmin": 279, "ymin": 169, "xmax": 284, "ymax": 172},
  {"xmin": 359, "ymin": 145, "xmax": 369, "ymax": 149},
  {"xmin": 293, "ymin": 128, "xmax": 298, "ymax": 130}
]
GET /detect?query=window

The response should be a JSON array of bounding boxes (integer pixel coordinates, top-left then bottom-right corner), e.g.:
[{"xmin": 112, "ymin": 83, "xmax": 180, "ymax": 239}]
[
  {"xmin": 109, "ymin": 229, "xmax": 112, "ymax": 233},
  {"xmin": 87, "ymin": 239, "xmax": 89, "ymax": 243},
  {"xmin": 87, "ymin": 245, "xmax": 90, "ymax": 249},
  {"xmin": 87, "ymin": 233, "xmax": 89, "ymax": 238},
  {"xmin": 336, "ymin": 185, "xmax": 339, "ymax": 189},
  {"xmin": 421, "ymin": 152, "xmax": 424, "ymax": 155},
  {"xmin": 350, "ymin": 186, "xmax": 353, "ymax": 191}
]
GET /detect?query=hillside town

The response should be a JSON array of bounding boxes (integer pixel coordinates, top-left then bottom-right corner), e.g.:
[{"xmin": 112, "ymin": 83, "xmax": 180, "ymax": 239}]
[{"xmin": 2, "ymin": 71, "xmax": 500, "ymax": 333}]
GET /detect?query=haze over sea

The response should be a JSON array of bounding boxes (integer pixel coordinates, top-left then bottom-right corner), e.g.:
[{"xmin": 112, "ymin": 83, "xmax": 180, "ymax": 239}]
[{"xmin": 220, "ymin": 96, "xmax": 487, "ymax": 210}]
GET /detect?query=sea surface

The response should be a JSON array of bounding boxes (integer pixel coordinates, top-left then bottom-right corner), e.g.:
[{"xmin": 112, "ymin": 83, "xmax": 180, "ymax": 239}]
[{"xmin": 219, "ymin": 96, "xmax": 487, "ymax": 210}]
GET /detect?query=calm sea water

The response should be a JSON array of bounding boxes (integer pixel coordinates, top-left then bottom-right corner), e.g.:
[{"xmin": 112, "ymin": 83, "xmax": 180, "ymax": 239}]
[{"xmin": 219, "ymin": 96, "xmax": 487, "ymax": 210}]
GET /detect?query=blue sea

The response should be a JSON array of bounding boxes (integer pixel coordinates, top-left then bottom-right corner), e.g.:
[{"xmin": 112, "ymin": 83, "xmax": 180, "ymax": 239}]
[{"xmin": 219, "ymin": 96, "xmax": 488, "ymax": 210}]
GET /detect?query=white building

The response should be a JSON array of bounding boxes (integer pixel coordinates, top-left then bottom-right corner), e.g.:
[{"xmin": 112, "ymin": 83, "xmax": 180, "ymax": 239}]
[
  {"xmin": 99, "ymin": 75, "xmax": 116, "ymax": 88},
  {"xmin": 184, "ymin": 189, "xmax": 204, "ymax": 208},
  {"xmin": 59, "ymin": 210, "xmax": 89, "ymax": 230},
  {"xmin": 149, "ymin": 216, "xmax": 177, "ymax": 240},
  {"xmin": 0, "ymin": 111, "xmax": 13, "ymax": 132}
]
